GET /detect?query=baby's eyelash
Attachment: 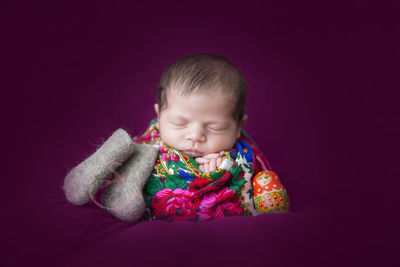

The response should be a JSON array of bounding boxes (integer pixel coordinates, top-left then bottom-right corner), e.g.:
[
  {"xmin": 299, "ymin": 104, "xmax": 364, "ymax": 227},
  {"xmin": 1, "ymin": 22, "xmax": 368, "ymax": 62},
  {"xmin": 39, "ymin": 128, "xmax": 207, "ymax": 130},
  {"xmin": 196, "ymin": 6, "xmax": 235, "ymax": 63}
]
[
  {"xmin": 170, "ymin": 122, "xmax": 186, "ymax": 127},
  {"xmin": 207, "ymin": 127, "xmax": 226, "ymax": 131}
]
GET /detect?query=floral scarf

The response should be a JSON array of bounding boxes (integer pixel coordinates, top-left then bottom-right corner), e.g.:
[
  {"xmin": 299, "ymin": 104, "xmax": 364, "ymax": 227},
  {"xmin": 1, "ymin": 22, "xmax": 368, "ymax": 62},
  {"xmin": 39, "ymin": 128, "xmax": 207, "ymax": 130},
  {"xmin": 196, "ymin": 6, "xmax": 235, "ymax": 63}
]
[{"xmin": 134, "ymin": 119, "xmax": 288, "ymax": 222}]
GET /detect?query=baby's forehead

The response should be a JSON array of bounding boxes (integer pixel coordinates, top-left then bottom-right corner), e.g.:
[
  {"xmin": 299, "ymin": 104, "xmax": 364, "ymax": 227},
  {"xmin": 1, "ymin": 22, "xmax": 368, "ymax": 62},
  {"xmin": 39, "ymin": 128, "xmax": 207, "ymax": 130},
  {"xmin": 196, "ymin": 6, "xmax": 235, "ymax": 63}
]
[
  {"xmin": 162, "ymin": 89, "xmax": 238, "ymax": 121},
  {"xmin": 167, "ymin": 84, "xmax": 236, "ymax": 99},
  {"xmin": 166, "ymin": 88, "xmax": 237, "ymax": 112}
]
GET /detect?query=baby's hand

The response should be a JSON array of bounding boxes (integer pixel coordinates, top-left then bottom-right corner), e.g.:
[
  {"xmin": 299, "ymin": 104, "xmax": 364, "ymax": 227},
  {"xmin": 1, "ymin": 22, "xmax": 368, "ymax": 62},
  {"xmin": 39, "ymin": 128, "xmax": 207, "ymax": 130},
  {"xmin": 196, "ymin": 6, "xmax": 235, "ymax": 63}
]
[{"xmin": 195, "ymin": 151, "xmax": 225, "ymax": 173}]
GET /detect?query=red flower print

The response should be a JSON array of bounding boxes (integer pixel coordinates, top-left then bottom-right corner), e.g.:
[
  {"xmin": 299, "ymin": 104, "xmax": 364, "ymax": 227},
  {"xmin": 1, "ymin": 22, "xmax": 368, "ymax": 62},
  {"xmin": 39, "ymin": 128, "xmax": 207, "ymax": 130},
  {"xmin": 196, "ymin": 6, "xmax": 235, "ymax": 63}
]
[
  {"xmin": 188, "ymin": 177, "xmax": 214, "ymax": 192},
  {"xmin": 197, "ymin": 187, "xmax": 243, "ymax": 222},
  {"xmin": 188, "ymin": 171, "xmax": 233, "ymax": 198},
  {"xmin": 161, "ymin": 153, "xmax": 170, "ymax": 161},
  {"xmin": 151, "ymin": 188, "xmax": 200, "ymax": 221},
  {"xmin": 159, "ymin": 146, "xmax": 168, "ymax": 153},
  {"xmin": 171, "ymin": 153, "xmax": 180, "ymax": 161}
]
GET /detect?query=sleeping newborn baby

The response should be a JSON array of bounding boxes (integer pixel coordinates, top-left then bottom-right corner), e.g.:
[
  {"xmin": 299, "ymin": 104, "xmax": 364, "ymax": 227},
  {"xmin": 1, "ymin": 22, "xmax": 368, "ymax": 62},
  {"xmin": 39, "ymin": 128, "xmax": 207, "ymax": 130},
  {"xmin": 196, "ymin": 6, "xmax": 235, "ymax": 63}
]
[
  {"xmin": 154, "ymin": 60, "xmax": 247, "ymax": 173},
  {"xmin": 134, "ymin": 53, "xmax": 290, "ymax": 221},
  {"xmin": 64, "ymin": 53, "xmax": 290, "ymax": 223}
]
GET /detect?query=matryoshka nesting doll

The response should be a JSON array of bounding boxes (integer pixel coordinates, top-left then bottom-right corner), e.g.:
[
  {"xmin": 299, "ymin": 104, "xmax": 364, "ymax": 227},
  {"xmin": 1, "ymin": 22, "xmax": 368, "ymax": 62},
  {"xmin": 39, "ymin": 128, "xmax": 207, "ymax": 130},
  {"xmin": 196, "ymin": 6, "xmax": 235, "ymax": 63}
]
[{"xmin": 253, "ymin": 170, "xmax": 290, "ymax": 213}]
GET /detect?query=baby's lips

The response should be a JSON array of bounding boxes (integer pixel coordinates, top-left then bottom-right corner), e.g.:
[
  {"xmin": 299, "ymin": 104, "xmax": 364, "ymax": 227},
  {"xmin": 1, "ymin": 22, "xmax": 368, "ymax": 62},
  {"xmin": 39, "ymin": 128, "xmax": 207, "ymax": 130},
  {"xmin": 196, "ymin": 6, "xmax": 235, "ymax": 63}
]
[{"xmin": 182, "ymin": 150, "xmax": 203, "ymax": 157}]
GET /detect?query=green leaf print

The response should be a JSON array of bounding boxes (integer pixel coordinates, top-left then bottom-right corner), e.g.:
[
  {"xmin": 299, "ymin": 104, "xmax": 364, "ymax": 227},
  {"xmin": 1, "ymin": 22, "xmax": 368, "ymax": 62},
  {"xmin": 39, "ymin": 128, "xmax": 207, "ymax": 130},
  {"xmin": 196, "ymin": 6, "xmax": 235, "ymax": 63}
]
[
  {"xmin": 243, "ymin": 163, "xmax": 254, "ymax": 174},
  {"xmin": 209, "ymin": 171, "xmax": 222, "ymax": 180},
  {"xmin": 185, "ymin": 156, "xmax": 198, "ymax": 166},
  {"xmin": 173, "ymin": 160, "xmax": 192, "ymax": 172},
  {"xmin": 164, "ymin": 174, "xmax": 189, "ymax": 190},
  {"xmin": 228, "ymin": 174, "xmax": 247, "ymax": 193},
  {"xmin": 144, "ymin": 176, "xmax": 165, "ymax": 199},
  {"xmin": 229, "ymin": 165, "xmax": 242, "ymax": 177},
  {"xmin": 247, "ymin": 188, "xmax": 254, "ymax": 199},
  {"xmin": 143, "ymin": 192, "xmax": 152, "ymax": 208},
  {"xmin": 227, "ymin": 165, "xmax": 245, "ymax": 193},
  {"xmin": 163, "ymin": 159, "xmax": 174, "ymax": 175}
]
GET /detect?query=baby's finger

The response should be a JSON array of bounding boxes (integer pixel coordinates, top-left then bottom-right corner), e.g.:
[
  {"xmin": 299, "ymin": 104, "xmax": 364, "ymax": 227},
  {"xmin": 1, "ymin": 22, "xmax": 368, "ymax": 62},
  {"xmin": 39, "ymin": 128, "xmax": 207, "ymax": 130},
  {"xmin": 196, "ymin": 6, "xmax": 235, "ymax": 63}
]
[
  {"xmin": 204, "ymin": 163, "xmax": 210, "ymax": 173},
  {"xmin": 209, "ymin": 158, "xmax": 216, "ymax": 172},
  {"xmin": 216, "ymin": 157, "xmax": 222, "ymax": 167},
  {"xmin": 195, "ymin": 158, "xmax": 210, "ymax": 164},
  {"xmin": 203, "ymin": 153, "xmax": 220, "ymax": 159},
  {"xmin": 199, "ymin": 164, "xmax": 204, "ymax": 172},
  {"xmin": 219, "ymin": 151, "xmax": 225, "ymax": 156}
]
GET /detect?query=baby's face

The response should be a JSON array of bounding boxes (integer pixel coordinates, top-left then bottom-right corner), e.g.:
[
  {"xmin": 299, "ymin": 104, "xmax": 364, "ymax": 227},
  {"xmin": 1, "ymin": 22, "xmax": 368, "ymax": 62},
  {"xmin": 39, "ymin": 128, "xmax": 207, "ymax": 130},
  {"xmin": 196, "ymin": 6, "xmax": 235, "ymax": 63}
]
[{"xmin": 155, "ymin": 89, "xmax": 246, "ymax": 157}]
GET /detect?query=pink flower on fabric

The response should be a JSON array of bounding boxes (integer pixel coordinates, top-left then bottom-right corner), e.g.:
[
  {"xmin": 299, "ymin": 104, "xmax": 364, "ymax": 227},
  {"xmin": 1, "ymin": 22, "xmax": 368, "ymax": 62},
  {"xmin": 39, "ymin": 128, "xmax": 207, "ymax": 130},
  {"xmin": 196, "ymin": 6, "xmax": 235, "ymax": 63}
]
[
  {"xmin": 159, "ymin": 146, "xmax": 168, "ymax": 153},
  {"xmin": 170, "ymin": 153, "xmax": 180, "ymax": 161},
  {"xmin": 151, "ymin": 188, "xmax": 200, "ymax": 221},
  {"xmin": 197, "ymin": 187, "xmax": 243, "ymax": 222},
  {"xmin": 161, "ymin": 153, "xmax": 170, "ymax": 161}
]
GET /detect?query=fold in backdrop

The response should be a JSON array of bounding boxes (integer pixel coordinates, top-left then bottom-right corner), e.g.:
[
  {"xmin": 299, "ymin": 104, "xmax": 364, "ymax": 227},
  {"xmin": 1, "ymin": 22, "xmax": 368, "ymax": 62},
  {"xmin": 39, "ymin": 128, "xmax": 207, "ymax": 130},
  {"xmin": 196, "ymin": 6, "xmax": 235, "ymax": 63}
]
[{"xmin": 1, "ymin": 1, "xmax": 399, "ymax": 267}]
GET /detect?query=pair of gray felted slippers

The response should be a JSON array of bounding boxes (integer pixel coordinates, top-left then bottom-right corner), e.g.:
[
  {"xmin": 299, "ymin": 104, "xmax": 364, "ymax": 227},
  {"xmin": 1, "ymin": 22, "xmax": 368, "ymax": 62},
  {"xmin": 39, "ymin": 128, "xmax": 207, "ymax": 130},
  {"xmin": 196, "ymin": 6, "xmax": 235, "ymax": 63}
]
[{"xmin": 63, "ymin": 129, "xmax": 158, "ymax": 222}]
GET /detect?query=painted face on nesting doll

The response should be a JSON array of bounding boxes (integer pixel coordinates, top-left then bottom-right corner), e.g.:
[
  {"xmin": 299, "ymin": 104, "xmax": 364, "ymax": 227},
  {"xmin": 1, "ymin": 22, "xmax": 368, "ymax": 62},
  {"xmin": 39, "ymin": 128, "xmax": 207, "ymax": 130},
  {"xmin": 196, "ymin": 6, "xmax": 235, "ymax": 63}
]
[{"xmin": 256, "ymin": 173, "xmax": 272, "ymax": 187}]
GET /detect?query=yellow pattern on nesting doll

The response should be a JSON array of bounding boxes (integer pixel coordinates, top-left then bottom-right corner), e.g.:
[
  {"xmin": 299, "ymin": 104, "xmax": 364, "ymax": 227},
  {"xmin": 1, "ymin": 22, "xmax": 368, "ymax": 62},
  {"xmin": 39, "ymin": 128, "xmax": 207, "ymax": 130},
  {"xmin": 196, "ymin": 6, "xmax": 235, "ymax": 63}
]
[{"xmin": 252, "ymin": 171, "xmax": 290, "ymax": 213}]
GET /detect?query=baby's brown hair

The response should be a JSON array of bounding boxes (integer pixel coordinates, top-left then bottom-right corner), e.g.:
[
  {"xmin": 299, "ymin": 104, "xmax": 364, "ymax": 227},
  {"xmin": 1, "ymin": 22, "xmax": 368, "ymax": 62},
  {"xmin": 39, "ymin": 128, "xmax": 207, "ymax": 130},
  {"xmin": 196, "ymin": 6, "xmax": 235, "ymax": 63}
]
[{"xmin": 157, "ymin": 53, "xmax": 248, "ymax": 122}]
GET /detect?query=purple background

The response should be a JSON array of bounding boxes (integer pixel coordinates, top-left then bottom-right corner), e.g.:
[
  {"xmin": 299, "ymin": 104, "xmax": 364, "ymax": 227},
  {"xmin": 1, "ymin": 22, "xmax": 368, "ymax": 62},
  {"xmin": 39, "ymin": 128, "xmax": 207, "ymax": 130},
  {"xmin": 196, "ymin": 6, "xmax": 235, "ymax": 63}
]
[{"xmin": 1, "ymin": 1, "xmax": 399, "ymax": 266}]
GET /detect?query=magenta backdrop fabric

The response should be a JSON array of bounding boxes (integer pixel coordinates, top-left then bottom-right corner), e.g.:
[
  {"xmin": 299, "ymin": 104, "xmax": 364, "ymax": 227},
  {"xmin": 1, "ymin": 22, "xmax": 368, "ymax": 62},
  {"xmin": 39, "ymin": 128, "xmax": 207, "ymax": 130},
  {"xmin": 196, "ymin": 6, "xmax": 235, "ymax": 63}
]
[{"xmin": 1, "ymin": 1, "xmax": 399, "ymax": 267}]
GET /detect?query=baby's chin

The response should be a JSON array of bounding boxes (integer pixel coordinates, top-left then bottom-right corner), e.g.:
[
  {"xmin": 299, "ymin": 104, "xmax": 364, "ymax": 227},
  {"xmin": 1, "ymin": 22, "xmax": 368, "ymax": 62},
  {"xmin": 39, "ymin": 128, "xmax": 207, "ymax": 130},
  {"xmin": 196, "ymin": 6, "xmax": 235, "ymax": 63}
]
[
  {"xmin": 180, "ymin": 149, "xmax": 205, "ymax": 158},
  {"xmin": 180, "ymin": 148, "xmax": 227, "ymax": 158}
]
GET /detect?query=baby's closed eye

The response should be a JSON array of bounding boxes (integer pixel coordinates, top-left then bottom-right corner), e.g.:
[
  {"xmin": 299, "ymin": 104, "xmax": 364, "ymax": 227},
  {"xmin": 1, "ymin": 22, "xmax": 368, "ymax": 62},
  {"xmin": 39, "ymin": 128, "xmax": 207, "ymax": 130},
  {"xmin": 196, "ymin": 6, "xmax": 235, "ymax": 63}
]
[
  {"xmin": 169, "ymin": 121, "xmax": 187, "ymax": 128},
  {"xmin": 207, "ymin": 124, "xmax": 228, "ymax": 131},
  {"xmin": 207, "ymin": 127, "xmax": 227, "ymax": 132}
]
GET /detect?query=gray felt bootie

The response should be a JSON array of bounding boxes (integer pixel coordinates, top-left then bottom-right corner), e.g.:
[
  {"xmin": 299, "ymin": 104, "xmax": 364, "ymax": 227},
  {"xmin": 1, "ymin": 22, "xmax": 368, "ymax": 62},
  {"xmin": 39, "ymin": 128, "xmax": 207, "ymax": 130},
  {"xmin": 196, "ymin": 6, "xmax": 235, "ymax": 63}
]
[
  {"xmin": 100, "ymin": 144, "xmax": 158, "ymax": 222},
  {"xmin": 63, "ymin": 128, "xmax": 136, "ymax": 205}
]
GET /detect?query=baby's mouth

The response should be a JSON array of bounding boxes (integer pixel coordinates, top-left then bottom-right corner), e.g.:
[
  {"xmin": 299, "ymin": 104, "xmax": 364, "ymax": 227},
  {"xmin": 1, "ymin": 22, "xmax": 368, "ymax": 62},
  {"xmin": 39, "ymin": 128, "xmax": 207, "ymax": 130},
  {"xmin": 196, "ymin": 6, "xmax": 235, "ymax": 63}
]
[{"xmin": 182, "ymin": 149, "xmax": 203, "ymax": 157}]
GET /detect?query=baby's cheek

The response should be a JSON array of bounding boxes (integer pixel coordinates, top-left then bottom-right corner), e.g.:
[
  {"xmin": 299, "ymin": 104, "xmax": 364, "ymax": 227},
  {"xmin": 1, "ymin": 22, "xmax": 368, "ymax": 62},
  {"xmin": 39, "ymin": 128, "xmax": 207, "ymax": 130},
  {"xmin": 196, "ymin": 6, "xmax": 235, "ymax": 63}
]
[
  {"xmin": 219, "ymin": 134, "xmax": 236, "ymax": 151},
  {"xmin": 211, "ymin": 136, "xmax": 235, "ymax": 152}
]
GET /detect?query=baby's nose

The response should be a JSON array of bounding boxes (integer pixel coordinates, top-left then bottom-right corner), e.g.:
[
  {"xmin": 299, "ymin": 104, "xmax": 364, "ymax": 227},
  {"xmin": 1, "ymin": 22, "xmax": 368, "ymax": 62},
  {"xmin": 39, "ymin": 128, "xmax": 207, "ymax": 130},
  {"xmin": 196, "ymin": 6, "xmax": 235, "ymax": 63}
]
[{"xmin": 186, "ymin": 127, "xmax": 206, "ymax": 142}]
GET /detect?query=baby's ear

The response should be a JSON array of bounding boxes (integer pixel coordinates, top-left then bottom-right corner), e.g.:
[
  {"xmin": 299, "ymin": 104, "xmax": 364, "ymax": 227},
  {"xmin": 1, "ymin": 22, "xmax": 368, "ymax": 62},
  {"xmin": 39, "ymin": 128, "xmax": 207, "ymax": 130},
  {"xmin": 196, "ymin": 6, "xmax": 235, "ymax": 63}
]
[
  {"xmin": 240, "ymin": 114, "xmax": 248, "ymax": 128},
  {"xmin": 154, "ymin": 103, "xmax": 159, "ymax": 116},
  {"xmin": 237, "ymin": 114, "xmax": 248, "ymax": 138},
  {"xmin": 154, "ymin": 103, "xmax": 160, "ymax": 129}
]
